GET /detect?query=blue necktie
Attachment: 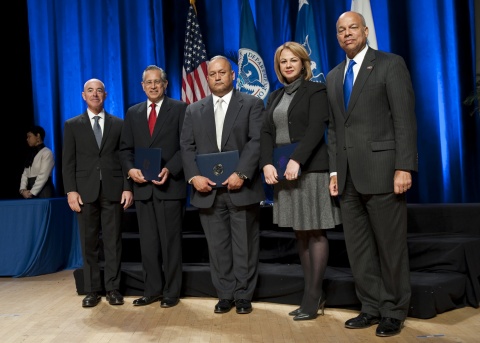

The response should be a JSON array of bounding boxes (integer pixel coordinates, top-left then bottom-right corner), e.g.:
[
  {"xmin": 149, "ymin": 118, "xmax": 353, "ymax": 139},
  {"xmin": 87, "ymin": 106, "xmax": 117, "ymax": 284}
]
[{"xmin": 343, "ymin": 59, "xmax": 356, "ymax": 109}]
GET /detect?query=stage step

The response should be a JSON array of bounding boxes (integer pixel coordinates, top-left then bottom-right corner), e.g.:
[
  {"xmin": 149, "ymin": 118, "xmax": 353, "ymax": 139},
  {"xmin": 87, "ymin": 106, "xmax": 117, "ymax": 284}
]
[
  {"xmin": 75, "ymin": 204, "xmax": 480, "ymax": 319},
  {"xmin": 73, "ymin": 263, "xmax": 467, "ymax": 319}
]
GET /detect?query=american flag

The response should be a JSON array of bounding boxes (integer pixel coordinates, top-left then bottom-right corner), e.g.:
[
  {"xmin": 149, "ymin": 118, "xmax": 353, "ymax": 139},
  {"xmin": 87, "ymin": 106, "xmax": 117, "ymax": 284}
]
[{"xmin": 181, "ymin": 2, "xmax": 210, "ymax": 104}]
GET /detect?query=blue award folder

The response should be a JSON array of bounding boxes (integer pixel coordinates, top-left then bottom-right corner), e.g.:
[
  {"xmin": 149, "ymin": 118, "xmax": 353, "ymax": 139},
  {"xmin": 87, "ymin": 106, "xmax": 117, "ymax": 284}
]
[
  {"xmin": 135, "ymin": 147, "xmax": 162, "ymax": 181},
  {"xmin": 196, "ymin": 150, "xmax": 239, "ymax": 188},
  {"xmin": 273, "ymin": 143, "xmax": 300, "ymax": 180}
]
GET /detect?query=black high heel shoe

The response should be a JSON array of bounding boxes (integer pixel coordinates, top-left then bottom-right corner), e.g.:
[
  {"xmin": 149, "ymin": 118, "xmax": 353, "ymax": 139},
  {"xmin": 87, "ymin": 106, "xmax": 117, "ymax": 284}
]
[{"xmin": 293, "ymin": 293, "xmax": 326, "ymax": 321}]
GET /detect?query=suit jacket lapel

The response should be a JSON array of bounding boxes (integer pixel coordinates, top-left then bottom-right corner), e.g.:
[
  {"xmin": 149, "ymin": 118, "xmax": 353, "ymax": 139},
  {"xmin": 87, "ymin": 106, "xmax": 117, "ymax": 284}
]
[
  {"xmin": 151, "ymin": 97, "xmax": 169, "ymax": 140},
  {"xmin": 346, "ymin": 48, "xmax": 376, "ymax": 119},
  {"xmin": 269, "ymin": 89, "xmax": 283, "ymax": 112},
  {"xmin": 101, "ymin": 112, "xmax": 114, "ymax": 150},
  {"xmin": 201, "ymin": 96, "xmax": 218, "ymax": 150},
  {"xmin": 134, "ymin": 102, "xmax": 151, "ymax": 144},
  {"xmin": 221, "ymin": 90, "xmax": 242, "ymax": 150},
  {"xmin": 334, "ymin": 62, "xmax": 347, "ymax": 119},
  {"xmin": 288, "ymin": 80, "xmax": 308, "ymax": 117},
  {"xmin": 82, "ymin": 112, "xmax": 102, "ymax": 150}
]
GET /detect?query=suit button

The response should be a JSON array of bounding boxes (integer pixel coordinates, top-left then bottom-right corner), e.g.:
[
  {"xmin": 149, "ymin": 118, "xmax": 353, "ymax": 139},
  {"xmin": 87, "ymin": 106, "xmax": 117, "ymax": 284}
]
[{"xmin": 343, "ymin": 147, "xmax": 346, "ymax": 150}]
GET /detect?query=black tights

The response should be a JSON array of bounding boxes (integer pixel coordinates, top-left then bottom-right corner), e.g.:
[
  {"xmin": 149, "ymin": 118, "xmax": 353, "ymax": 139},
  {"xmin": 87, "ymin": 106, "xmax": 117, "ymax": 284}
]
[{"xmin": 295, "ymin": 229, "xmax": 329, "ymax": 314}]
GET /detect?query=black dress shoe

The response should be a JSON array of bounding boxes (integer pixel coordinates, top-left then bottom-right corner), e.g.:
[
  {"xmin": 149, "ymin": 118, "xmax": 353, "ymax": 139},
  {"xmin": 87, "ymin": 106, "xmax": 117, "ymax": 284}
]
[
  {"xmin": 376, "ymin": 317, "xmax": 404, "ymax": 337},
  {"xmin": 288, "ymin": 307, "xmax": 302, "ymax": 316},
  {"xmin": 133, "ymin": 295, "xmax": 162, "ymax": 306},
  {"xmin": 161, "ymin": 297, "xmax": 179, "ymax": 308},
  {"xmin": 82, "ymin": 292, "xmax": 101, "ymax": 307},
  {"xmin": 214, "ymin": 299, "xmax": 234, "ymax": 313},
  {"xmin": 345, "ymin": 312, "xmax": 381, "ymax": 329},
  {"xmin": 106, "ymin": 289, "xmax": 124, "ymax": 305},
  {"xmin": 235, "ymin": 299, "xmax": 253, "ymax": 314}
]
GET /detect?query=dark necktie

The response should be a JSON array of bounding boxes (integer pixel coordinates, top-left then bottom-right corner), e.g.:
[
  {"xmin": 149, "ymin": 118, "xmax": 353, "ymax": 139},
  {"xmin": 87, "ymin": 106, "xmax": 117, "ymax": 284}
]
[
  {"xmin": 148, "ymin": 103, "xmax": 157, "ymax": 136},
  {"xmin": 93, "ymin": 116, "xmax": 102, "ymax": 148},
  {"xmin": 343, "ymin": 59, "xmax": 356, "ymax": 109}
]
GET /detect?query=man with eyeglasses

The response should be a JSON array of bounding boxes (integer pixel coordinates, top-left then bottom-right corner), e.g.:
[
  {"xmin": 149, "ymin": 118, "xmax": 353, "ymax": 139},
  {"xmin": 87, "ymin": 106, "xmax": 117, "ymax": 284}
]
[
  {"xmin": 120, "ymin": 65, "xmax": 188, "ymax": 309},
  {"xmin": 327, "ymin": 12, "xmax": 417, "ymax": 337}
]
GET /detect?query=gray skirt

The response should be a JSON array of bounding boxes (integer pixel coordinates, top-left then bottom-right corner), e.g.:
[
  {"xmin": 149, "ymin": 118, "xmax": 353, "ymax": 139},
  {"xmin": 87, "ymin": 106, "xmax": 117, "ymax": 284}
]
[{"xmin": 272, "ymin": 171, "xmax": 341, "ymax": 230}]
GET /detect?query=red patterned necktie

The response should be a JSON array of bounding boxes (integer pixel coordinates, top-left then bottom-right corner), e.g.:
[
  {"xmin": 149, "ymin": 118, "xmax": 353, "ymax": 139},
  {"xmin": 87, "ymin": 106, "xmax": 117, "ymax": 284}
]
[{"xmin": 148, "ymin": 103, "xmax": 157, "ymax": 136}]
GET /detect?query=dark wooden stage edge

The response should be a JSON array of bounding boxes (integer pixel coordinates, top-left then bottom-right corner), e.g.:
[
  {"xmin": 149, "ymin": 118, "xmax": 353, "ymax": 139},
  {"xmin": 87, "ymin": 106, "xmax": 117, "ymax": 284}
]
[{"xmin": 73, "ymin": 203, "xmax": 480, "ymax": 319}]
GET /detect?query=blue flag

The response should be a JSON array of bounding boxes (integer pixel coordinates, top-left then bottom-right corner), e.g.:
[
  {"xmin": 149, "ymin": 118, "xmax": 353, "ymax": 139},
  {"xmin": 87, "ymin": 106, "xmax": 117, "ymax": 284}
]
[
  {"xmin": 295, "ymin": 0, "xmax": 325, "ymax": 83},
  {"xmin": 236, "ymin": 0, "xmax": 270, "ymax": 100}
]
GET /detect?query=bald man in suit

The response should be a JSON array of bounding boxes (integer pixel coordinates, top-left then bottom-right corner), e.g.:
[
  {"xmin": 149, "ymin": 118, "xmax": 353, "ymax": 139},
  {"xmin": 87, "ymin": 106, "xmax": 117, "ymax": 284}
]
[
  {"xmin": 180, "ymin": 56, "xmax": 265, "ymax": 315},
  {"xmin": 327, "ymin": 12, "xmax": 417, "ymax": 337},
  {"xmin": 63, "ymin": 78, "xmax": 133, "ymax": 308}
]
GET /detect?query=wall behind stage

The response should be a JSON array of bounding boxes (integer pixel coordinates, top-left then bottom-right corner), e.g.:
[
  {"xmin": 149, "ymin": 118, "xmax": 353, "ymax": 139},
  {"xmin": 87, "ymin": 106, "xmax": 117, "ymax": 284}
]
[{"xmin": 3, "ymin": 0, "xmax": 479, "ymax": 204}]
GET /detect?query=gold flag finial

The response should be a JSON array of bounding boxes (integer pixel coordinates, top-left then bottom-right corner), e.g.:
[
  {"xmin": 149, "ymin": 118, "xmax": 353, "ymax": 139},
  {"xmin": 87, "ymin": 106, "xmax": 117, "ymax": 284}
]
[{"xmin": 190, "ymin": 0, "xmax": 197, "ymax": 16}]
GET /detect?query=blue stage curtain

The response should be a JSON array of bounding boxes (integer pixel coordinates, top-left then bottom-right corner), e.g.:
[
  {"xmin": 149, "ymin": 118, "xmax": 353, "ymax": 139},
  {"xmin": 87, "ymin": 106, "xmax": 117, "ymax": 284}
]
[{"xmin": 26, "ymin": 0, "xmax": 480, "ymax": 203}]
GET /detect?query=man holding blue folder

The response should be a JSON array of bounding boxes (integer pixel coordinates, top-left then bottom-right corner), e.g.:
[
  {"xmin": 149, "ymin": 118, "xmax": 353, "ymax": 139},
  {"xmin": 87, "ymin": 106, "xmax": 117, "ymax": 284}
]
[
  {"xmin": 180, "ymin": 56, "xmax": 265, "ymax": 314},
  {"xmin": 120, "ymin": 65, "xmax": 187, "ymax": 308}
]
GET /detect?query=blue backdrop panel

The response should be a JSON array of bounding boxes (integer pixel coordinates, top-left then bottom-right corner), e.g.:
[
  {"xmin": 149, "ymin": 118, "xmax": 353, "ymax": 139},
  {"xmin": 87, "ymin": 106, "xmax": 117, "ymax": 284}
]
[{"xmin": 0, "ymin": 198, "xmax": 82, "ymax": 277}]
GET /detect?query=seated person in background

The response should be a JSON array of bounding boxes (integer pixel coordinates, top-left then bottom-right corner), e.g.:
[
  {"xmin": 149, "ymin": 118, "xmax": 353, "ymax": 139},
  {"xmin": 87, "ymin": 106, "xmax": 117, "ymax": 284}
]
[{"xmin": 19, "ymin": 125, "xmax": 55, "ymax": 198}]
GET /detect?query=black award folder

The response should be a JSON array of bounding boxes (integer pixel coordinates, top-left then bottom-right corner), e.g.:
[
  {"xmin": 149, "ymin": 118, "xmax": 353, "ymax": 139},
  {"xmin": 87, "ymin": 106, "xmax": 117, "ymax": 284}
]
[
  {"xmin": 134, "ymin": 147, "xmax": 162, "ymax": 181},
  {"xmin": 196, "ymin": 150, "xmax": 239, "ymax": 188},
  {"xmin": 273, "ymin": 143, "xmax": 300, "ymax": 180}
]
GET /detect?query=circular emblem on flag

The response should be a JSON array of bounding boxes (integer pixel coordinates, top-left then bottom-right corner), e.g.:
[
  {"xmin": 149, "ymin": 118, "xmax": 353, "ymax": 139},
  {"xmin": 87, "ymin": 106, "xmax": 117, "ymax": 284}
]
[
  {"xmin": 236, "ymin": 48, "xmax": 270, "ymax": 100},
  {"xmin": 213, "ymin": 164, "xmax": 224, "ymax": 176}
]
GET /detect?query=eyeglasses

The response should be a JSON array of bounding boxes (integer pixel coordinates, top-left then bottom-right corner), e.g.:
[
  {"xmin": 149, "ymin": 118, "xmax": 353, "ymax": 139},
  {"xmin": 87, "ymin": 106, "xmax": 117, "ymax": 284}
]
[{"xmin": 144, "ymin": 80, "xmax": 164, "ymax": 87}]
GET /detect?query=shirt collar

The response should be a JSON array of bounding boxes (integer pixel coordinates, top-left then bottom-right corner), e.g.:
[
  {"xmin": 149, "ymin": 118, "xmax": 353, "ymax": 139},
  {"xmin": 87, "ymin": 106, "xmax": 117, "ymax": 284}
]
[
  {"xmin": 346, "ymin": 45, "xmax": 369, "ymax": 68},
  {"xmin": 148, "ymin": 98, "xmax": 164, "ymax": 109},
  {"xmin": 212, "ymin": 89, "xmax": 233, "ymax": 107},
  {"xmin": 88, "ymin": 109, "xmax": 105, "ymax": 120}
]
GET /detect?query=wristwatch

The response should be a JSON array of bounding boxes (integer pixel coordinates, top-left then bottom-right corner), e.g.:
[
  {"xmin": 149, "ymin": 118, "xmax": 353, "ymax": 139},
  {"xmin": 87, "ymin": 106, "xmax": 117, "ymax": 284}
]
[{"xmin": 235, "ymin": 171, "xmax": 248, "ymax": 180}]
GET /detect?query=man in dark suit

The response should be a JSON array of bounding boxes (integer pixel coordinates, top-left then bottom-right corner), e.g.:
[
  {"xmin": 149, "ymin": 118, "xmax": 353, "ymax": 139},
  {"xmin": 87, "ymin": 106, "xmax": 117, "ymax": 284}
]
[
  {"xmin": 180, "ymin": 56, "xmax": 265, "ymax": 314},
  {"xmin": 327, "ymin": 12, "xmax": 418, "ymax": 337},
  {"xmin": 120, "ymin": 65, "xmax": 187, "ymax": 308},
  {"xmin": 62, "ymin": 78, "xmax": 133, "ymax": 308}
]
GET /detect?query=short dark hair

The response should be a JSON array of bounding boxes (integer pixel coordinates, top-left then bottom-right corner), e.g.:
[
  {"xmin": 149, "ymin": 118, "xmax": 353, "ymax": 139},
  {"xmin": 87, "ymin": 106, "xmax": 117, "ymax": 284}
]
[{"xmin": 28, "ymin": 125, "xmax": 46, "ymax": 140}]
